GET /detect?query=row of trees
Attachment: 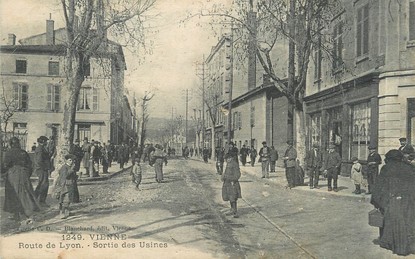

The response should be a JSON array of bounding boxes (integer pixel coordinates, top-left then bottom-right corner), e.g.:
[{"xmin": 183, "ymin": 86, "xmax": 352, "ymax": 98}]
[{"xmin": 189, "ymin": 0, "xmax": 345, "ymax": 159}]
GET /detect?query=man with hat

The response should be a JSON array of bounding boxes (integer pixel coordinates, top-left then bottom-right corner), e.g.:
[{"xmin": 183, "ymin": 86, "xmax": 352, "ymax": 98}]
[
  {"xmin": 259, "ymin": 141, "xmax": 271, "ymax": 178},
  {"xmin": 54, "ymin": 154, "xmax": 78, "ymax": 219},
  {"xmin": 305, "ymin": 142, "xmax": 323, "ymax": 189},
  {"xmin": 321, "ymin": 143, "xmax": 342, "ymax": 192},
  {"xmin": 283, "ymin": 140, "xmax": 297, "ymax": 188},
  {"xmin": 367, "ymin": 145, "xmax": 382, "ymax": 194},
  {"xmin": 398, "ymin": 137, "xmax": 415, "ymax": 162},
  {"xmin": 81, "ymin": 137, "xmax": 91, "ymax": 177},
  {"xmin": 34, "ymin": 135, "xmax": 51, "ymax": 205}
]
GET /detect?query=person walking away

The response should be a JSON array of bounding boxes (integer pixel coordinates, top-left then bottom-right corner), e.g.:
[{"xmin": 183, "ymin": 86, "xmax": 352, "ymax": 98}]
[
  {"xmin": 118, "ymin": 144, "xmax": 126, "ymax": 169},
  {"xmin": 151, "ymin": 144, "xmax": 167, "ymax": 183},
  {"xmin": 321, "ymin": 144, "xmax": 342, "ymax": 192},
  {"xmin": 34, "ymin": 136, "xmax": 51, "ymax": 206},
  {"xmin": 370, "ymin": 149, "xmax": 415, "ymax": 256},
  {"xmin": 350, "ymin": 157, "xmax": 364, "ymax": 194},
  {"xmin": 283, "ymin": 140, "xmax": 297, "ymax": 188},
  {"xmin": 250, "ymin": 146, "xmax": 257, "ymax": 167},
  {"xmin": 366, "ymin": 145, "xmax": 382, "ymax": 194},
  {"xmin": 100, "ymin": 142, "xmax": 110, "ymax": 174},
  {"xmin": 239, "ymin": 145, "xmax": 248, "ymax": 166},
  {"xmin": 2, "ymin": 137, "xmax": 40, "ymax": 225},
  {"xmin": 215, "ymin": 146, "xmax": 225, "ymax": 175},
  {"xmin": 90, "ymin": 141, "xmax": 101, "ymax": 177},
  {"xmin": 53, "ymin": 154, "xmax": 77, "ymax": 219},
  {"xmin": 131, "ymin": 159, "xmax": 142, "ymax": 190},
  {"xmin": 81, "ymin": 138, "xmax": 91, "ymax": 177},
  {"xmin": 269, "ymin": 146, "xmax": 279, "ymax": 172},
  {"xmin": 221, "ymin": 142, "xmax": 242, "ymax": 218},
  {"xmin": 305, "ymin": 143, "xmax": 323, "ymax": 189},
  {"xmin": 259, "ymin": 141, "xmax": 271, "ymax": 178},
  {"xmin": 203, "ymin": 147, "xmax": 209, "ymax": 163}
]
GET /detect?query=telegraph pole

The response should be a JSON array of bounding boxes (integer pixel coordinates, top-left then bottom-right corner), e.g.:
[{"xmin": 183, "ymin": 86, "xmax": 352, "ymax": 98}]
[
  {"xmin": 227, "ymin": 25, "xmax": 234, "ymax": 144},
  {"xmin": 196, "ymin": 56, "xmax": 207, "ymax": 149}
]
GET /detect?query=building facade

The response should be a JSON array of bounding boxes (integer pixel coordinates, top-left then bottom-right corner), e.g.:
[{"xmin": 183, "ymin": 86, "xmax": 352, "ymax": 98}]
[
  {"xmin": 304, "ymin": 0, "xmax": 415, "ymax": 174},
  {"xmin": 0, "ymin": 19, "xmax": 135, "ymax": 150}
]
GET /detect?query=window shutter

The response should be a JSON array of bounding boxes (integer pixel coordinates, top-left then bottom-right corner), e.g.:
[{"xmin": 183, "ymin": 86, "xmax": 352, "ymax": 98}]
[
  {"xmin": 55, "ymin": 85, "xmax": 60, "ymax": 111},
  {"xmin": 363, "ymin": 5, "xmax": 369, "ymax": 55},
  {"xmin": 21, "ymin": 84, "xmax": 28, "ymax": 110},
  {"xmin": 47, "ymin": 84, "xmax": 52, "ymax": 110},
  {"xmin": 356, "ymin": 8, "xmax": 362, "ymax": 57},
  {"xmin": 93, "ymin": 88, "xmax": 98, "ymax": 111}
]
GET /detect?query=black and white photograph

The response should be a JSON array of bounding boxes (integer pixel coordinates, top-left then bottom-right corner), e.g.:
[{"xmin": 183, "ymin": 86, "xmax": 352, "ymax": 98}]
[{"xmin": 1, "ymin": 0, "xmax": 415, "ymax": 258}]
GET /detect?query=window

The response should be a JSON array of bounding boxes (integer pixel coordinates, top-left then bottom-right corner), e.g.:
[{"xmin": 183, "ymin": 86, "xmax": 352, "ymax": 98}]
[
  {"xmin": 47, "ymin": 84, "xmax": 60, "ymax": 111},
  {"xmin": 13, "ymin": 82, "xmax": 28, "ymax": 110},
  {"xmin": 410, "ymin": 1, "xmax": 415, "ymax": 41},
  {"xmin": 16, "ymin": 60, "xmax": 27, "ymax": 74},
  {"xmin": 77, "ymin": 124, "xmax": 91, "ymax": 141},
  {"xmin": 356, "ymin": 4, "xmax": 369, "ymax": 58},
  {"xmin": 351, "ymin": 102, "xmax": 371, "ymax": 160},
  {"xmin": 78, "ymin": 88, "xmax": 91, "ymax": 110},
  {"xmin": 333, "ymin": 21, "xmax": 343, "ymax": 71},
  {"xmin": 309, "ymin": 113, "xmax": 322, "ymax": 148},
  {"xmin": 48, "ymin": 61, "xmax": 59, "ymax": 76},
  {"xmin": 92, "ymin": 88, "xmax": 98, "ymax": 110},
  {"xmin": 13, "ymin": 122, "xmax": 27, "ymax": 133}
]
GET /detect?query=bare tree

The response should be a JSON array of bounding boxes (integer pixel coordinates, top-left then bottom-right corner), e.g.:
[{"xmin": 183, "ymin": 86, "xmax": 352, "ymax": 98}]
[
  {"xmin": 0, "ymin": 82, "xmax": 19, "ymax": 134},
  {"xmin": 186, "ymin": 0, "xmax": 343, "ymax": 158},
  {"xmin": 139, "ymin": 91, "xmax": 154, "ymax": 148},
  {"xmin": 55, "ymin": 0, "xmax": 156, "ymax": 165}
]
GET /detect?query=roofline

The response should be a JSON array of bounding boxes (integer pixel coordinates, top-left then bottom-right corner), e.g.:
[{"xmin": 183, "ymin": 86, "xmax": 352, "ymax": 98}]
[
  {"xmin": 223, "ymin": 82, "xmax": 285, "ymax": 107},
  {"xmin": 206, "ymin": 36, "xmax": 227, "ymax": 63}
]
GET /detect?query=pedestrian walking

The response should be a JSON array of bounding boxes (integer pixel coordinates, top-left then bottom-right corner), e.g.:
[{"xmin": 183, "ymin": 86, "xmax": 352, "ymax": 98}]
[
  {"xmin": 34, "ymin": 135, "xmax": 51, "ymax": 206},
  {"xmin": 53, "ymin": 154, "xmax": 77, "ymax": 219},
  {"xmin": 370, "ymin": 149, "xmax": 415, "ymax": 256},
  {"xmin": 250, "ymin": 146, "xmax": 257, "ymax": 167},
  {"xmin": 81, "ymin": 138, "xmax": 91, "ymax": 177},
  {"xmin": 221, "ymin": 142, "xmax": 241, "ymax": 218},
  {"xmin": 2, "ymin": 137, "xmax": 40, "ymax": 225},
  {"xmin": 305, "ymin": 143, "xmax": 323, "ymax": 189},
  {"xmin": 215, "ymin": 146, "xmax": 225, "ymax": 175},
  {"xmin": 203, "ymin": 146, "xmax": 209, "ymax": 163},
  {"xmin": 118, "ymin": 143, "xmax": 126, "ymax": 169},
  {"xmin": 90, "ymin": 141, "xmax": 101, "ymax": 177},
  {"xmin": 269, "ymin": 146, "xmax": 279, "ymax": 172},
  {"xmin": 239, "ymin": 145, "xmax": 248, "ymax": 166},
  {"xmin": 283, "ymin": 140, "xmax": 297, "ymax": 188},
  {"xmin": 131, "ymin": 159, "xmax": 142, "ymax": 190},
  {"xmin": 150, "ymin": 144, "xmax": 167, "ymax": 183},
  {"xmin": 350, "ymin": 157, "xmax": 365, "ymax": 194},
  {"xmin": 321, "ymin": 144, "xmax": 342, "ymax": 192},
  {"xmin": 100, "ymin": 142, "xmax": 110, "ymax": 174},
  {"xmin": 366, "ymin": 145, "xmax": 382, "ymax": 194},
  {"xmin": 259, "ymin": 141, "xmax": 271, "ymax": 178}
]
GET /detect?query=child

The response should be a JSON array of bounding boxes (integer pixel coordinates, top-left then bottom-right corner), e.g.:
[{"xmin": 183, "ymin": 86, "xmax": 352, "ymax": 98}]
[
  {"xmin": 131, "ymin": 158, "xmax": 142, "ymax": 190},
  {"xmin": 53, "ymin": 154, "xmax": 77, "ymax": 219},
  {"xmin": 350, "ymin": 157, "xmax": 363, "ymax": 194}
]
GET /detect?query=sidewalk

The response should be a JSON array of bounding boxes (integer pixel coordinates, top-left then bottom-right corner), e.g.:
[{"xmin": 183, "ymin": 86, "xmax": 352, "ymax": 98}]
[{"xmin": 191, "ymin": 156, "xmax": 371, "ymax": 201}]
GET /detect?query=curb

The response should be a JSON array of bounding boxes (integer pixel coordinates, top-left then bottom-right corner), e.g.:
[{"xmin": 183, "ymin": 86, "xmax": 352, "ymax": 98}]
[{"xmin": 76, "ymin": 165, "xmax": 132, "ymax": 184}]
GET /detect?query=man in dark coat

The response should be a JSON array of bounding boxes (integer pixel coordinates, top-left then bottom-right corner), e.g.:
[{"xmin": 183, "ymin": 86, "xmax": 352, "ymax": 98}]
[
  {"xmin": 321, "ymin": 144, "xmax": 342, "ymax": 192},
  {"xmin": 366, "ymin": 145, "xmax": 382, "ymax": 194},
  {"xmin": 70, "ymin": 139, "xmax": 83, "ymax": 174},
  {"xmin": 398, "ymin": 137, "xmax": 415, "ymax": 162},
  {"xmin": 215, "ymin": 146, "xmax": 225, "ymax": 175},
  {"xmin": 269, "ymin": 146, "xmax": 279, "ymax": 172},
  {"xmin": 239, "ymin": 145, "xmax": 248, "ymax": 166},
  {"xmin": 34, "ymin": 136, "xmax": 51, "ymax": 206},
  {"xmin": 250, "ymin": 146, "xmax": 257, "ymax": 167},
  {"xmin": 81, "ymin": 138, "xmax": 91, "ymax": 177},
  {"xmin": 370, "ymin": 149, "xmax": 415, "ymax": 256},
  {"xmin": 283, "ymin": 140, "xmax": 297, "ymax": 188},
  {"xmin": 305, "ymin": 142, "xmax": 323, "ymax": 189}
]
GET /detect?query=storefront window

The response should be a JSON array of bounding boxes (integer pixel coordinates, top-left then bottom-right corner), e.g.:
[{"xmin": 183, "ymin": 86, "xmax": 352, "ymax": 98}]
[
  {"xmin": 351, "ymin": 102, "xmax": 371, "ymax": 160},
  {"xmin": 309, "ymin": 113, "xmax": 322, "ymax": 148},
  {"xmin": 328, "ymin": 107, "xmax": 343, "ymax": 156}
]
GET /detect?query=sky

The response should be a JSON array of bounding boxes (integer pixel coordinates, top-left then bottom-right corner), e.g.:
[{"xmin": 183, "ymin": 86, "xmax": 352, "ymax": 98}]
[{"xmin": 0, "ymin": 0, "xmax": 225, "ymax": 118}]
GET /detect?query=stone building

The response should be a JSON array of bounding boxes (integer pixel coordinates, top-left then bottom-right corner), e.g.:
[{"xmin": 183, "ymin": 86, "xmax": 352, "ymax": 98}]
[
  {"xmin": 0, "ymin": 19, "xmax": 136, "ymax": 150},
  {"xmin": 304, "ymin": 0, "xmax": 415, "ymax": 174}
]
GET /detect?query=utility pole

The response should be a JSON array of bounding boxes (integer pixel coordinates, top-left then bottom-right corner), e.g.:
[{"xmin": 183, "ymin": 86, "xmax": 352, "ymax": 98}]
[
  {"xmin": 185, "ymin": 89, "xmax": 188, "ymax": 146},
  {"xmin": 196, "ymin": 56, "xmax": 207, "ymax": 149},
  {"xmin": 227, "ymin": 25, "xmax": 234, "ymax": 145}
]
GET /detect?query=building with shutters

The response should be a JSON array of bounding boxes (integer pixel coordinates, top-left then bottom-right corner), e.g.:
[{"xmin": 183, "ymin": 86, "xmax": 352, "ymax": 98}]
[
  {"xmin": 304, "ymin": 0, "xmax": 415, "ymax": 175},
  {"xmin": 0, "ymin": 19, "xmax": 137, "ymax": 150}
]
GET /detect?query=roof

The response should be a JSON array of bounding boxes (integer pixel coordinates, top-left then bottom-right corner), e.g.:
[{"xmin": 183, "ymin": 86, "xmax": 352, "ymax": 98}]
[{"xmin": 0, "ymin": 45, "xmax": 66, "ymax": 55}]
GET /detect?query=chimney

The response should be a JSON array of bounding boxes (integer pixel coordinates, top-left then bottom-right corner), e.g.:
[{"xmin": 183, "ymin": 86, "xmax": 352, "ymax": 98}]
[
  {"xmin": 7, "ymin": 34, "xmax": 16, "ymax": 45},
  {"xmin": 46, "ymin": 14, "xmax": 55, "ymax": 45}
]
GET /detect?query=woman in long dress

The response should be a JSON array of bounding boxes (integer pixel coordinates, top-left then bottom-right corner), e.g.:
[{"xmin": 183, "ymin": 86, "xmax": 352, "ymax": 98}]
[
  {"xmin": 371, "ymin": 149, "xmax": 415, "ymax": 256},
  {"xmin": 221, "ymin": 142, "xmax": 242, "ymax": 218},
  {"xmin": 2, "ymin": 137, "xmax": 40, "ymax": 224}
]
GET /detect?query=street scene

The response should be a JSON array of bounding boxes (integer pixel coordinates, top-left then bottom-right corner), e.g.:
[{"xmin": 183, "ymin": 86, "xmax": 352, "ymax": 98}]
[{"xmin": 1, "ymin": 0, "xmax": 415, "ymax": 258}]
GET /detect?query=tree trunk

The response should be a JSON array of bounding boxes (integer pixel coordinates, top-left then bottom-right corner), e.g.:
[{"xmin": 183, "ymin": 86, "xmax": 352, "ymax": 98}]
[{"xmin": 294, "ymin": 108, "xmax": 306, "ymax": 165}]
